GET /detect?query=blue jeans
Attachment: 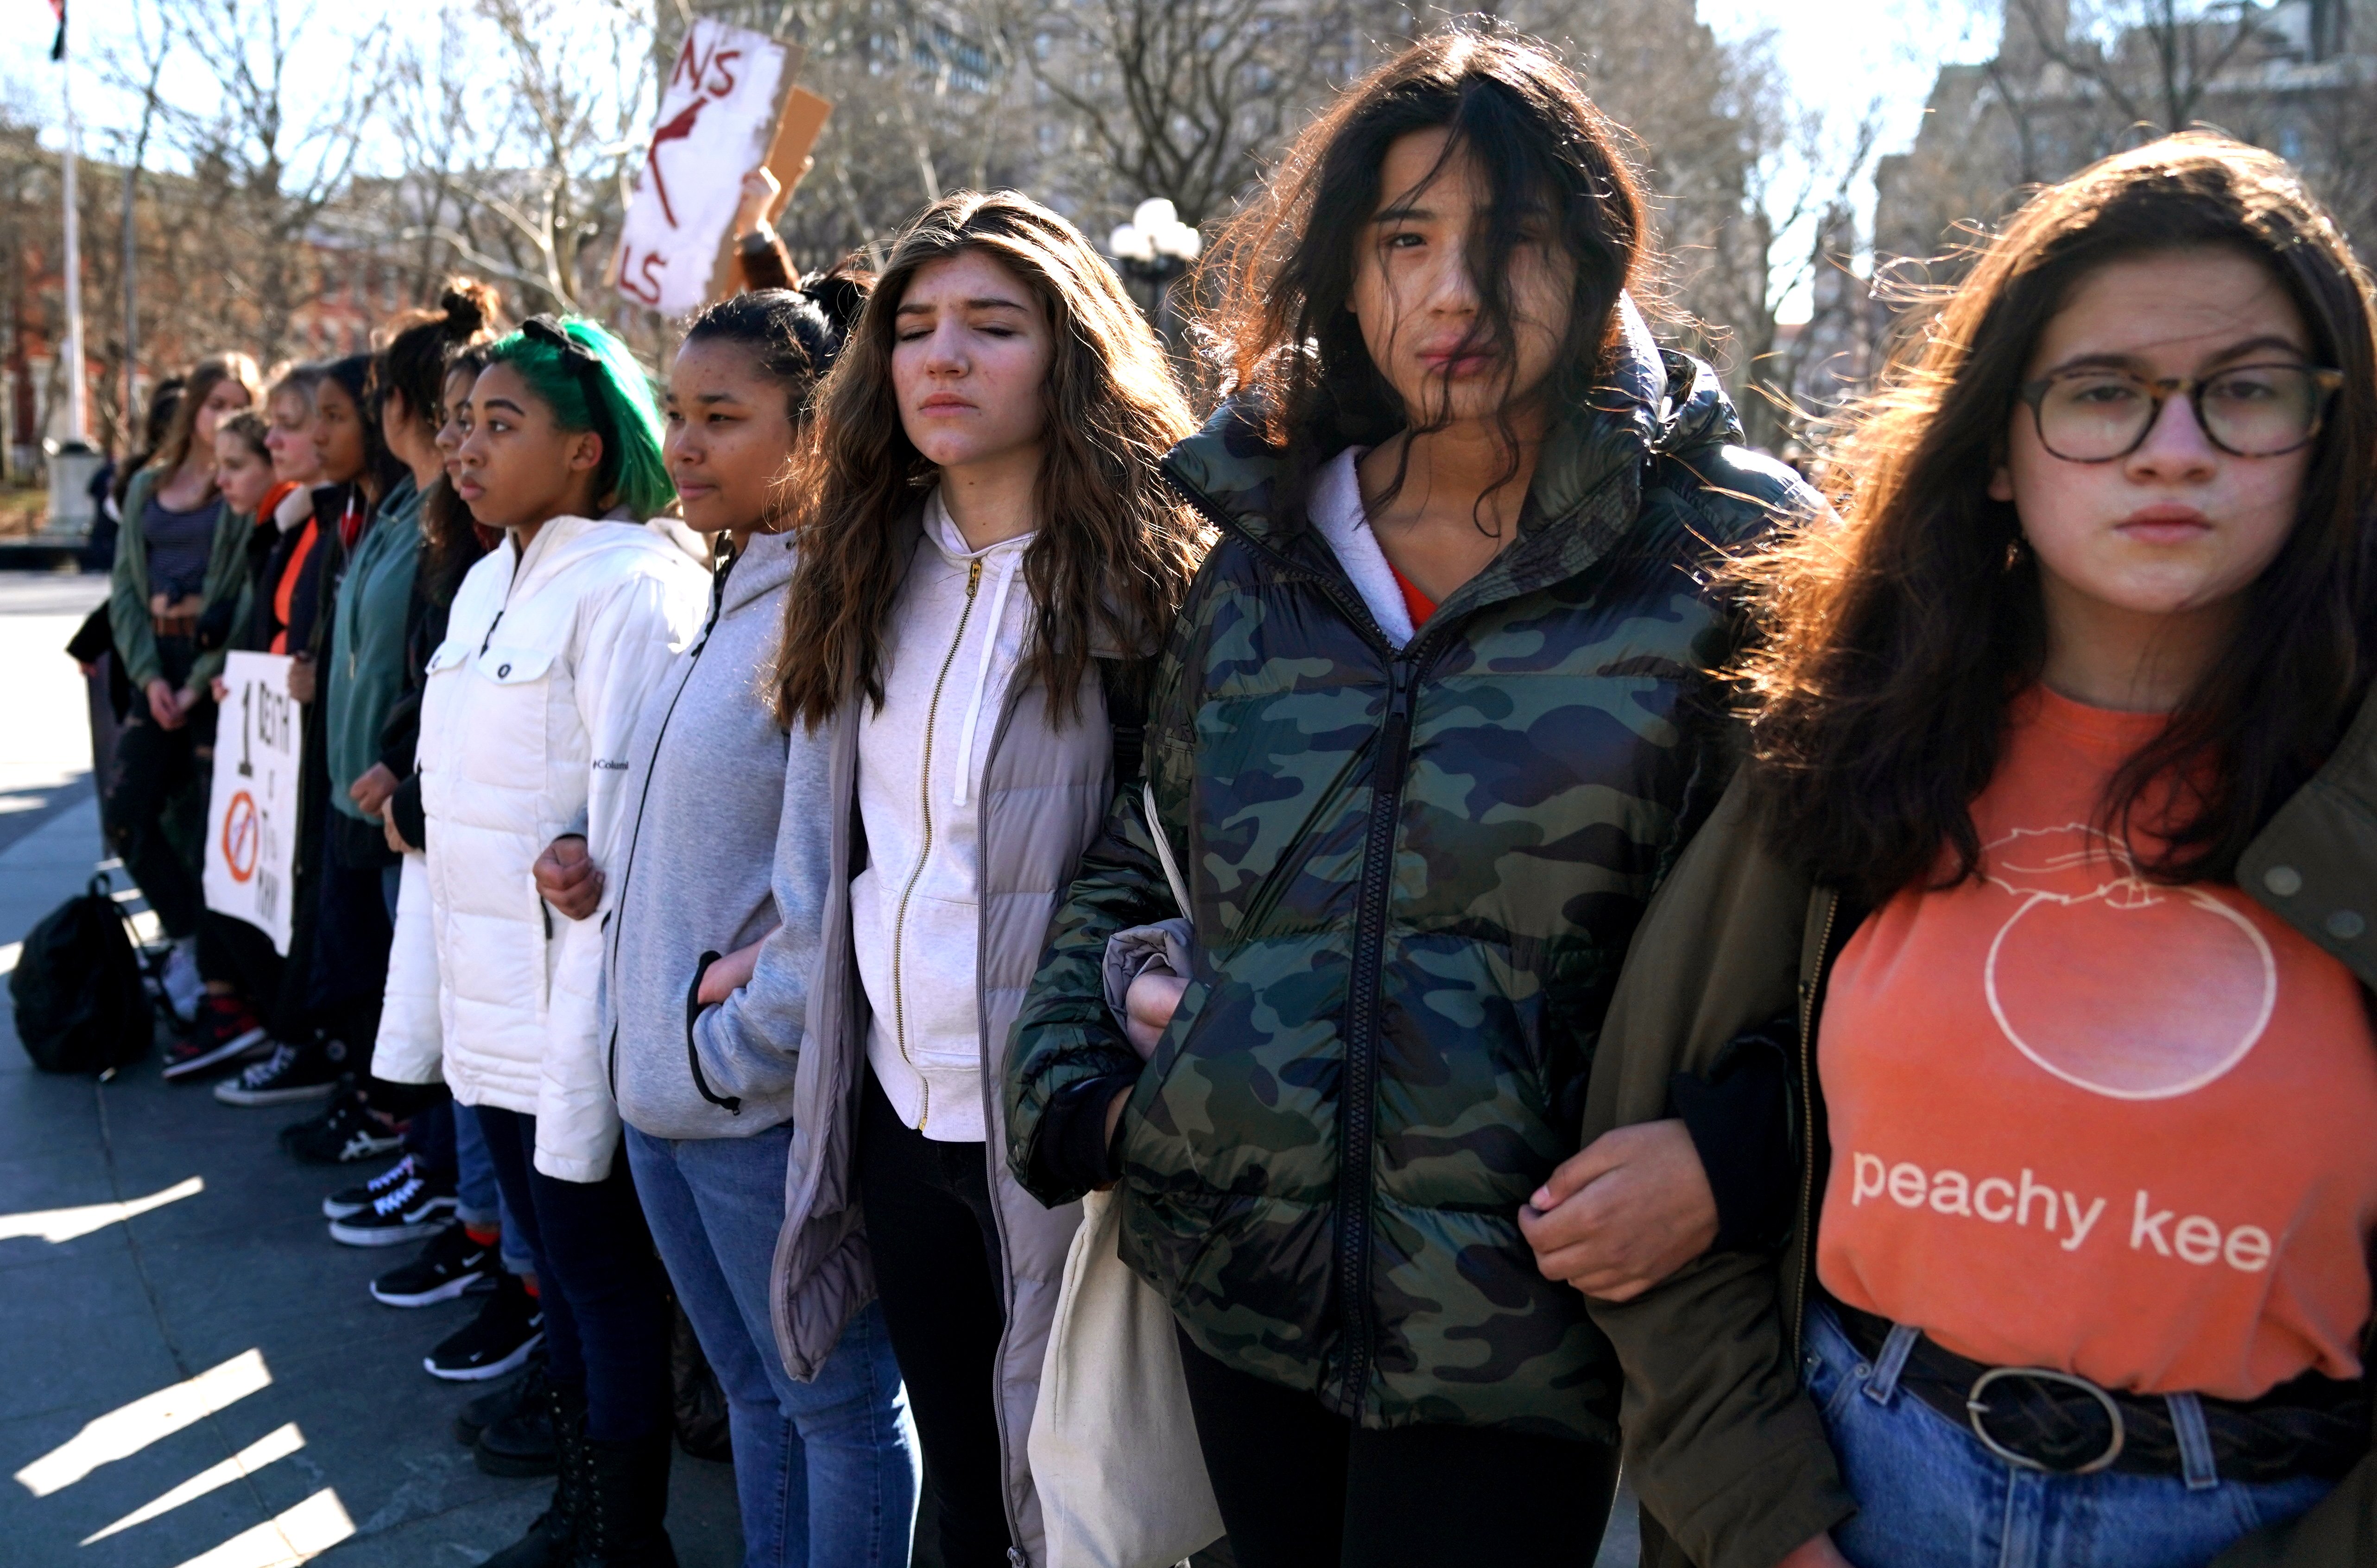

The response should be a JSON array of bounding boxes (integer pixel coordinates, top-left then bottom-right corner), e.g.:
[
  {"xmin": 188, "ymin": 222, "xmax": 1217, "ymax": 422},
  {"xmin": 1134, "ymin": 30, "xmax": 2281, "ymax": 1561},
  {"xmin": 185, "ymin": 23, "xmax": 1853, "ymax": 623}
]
[
  {"xmin": 1805, "ymin": 1301, "xmax": 2334, "ymax": 1568},
  {"xmin": 626, "ymin": 1123, "xmax": 918, "ymax": 1568}
]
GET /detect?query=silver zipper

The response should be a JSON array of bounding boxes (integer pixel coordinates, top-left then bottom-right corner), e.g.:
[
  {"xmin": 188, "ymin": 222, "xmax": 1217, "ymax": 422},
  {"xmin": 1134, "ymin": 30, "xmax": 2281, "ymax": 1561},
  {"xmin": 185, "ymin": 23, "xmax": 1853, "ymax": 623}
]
[{"xmin": 887, "ymin": 556, "xmax": 985, "ymax": 1131}]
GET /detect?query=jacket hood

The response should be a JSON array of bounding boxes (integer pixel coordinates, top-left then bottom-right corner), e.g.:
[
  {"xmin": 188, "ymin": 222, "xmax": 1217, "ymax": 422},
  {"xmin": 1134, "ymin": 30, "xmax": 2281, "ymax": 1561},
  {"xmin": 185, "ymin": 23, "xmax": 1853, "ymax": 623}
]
[
  {"xmin": 722, "ymin": 529, "xmax": 797, "ymax": 616},
  {"xmin": 1163, "ymin": 293, "xmax": 1749, "ymax": 633},
  {"xmin": 1164, "ymin": 294, "xmax": 1737, "ymax": 549}
]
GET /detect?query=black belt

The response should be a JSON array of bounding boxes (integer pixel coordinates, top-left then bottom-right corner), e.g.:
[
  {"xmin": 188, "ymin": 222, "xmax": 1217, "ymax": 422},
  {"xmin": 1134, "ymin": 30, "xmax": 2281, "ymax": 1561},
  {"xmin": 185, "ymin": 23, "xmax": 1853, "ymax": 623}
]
[{"xmin": 1832, "ymin": 1300, "xmax": 2368, "ymax": 1483}]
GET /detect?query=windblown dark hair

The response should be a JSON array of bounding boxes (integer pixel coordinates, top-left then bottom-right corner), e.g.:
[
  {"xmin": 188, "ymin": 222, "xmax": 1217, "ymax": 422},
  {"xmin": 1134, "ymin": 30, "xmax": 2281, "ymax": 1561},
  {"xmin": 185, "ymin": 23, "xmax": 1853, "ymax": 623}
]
[
  {"xmin": 1198, "ymin": 20, "xmax": 1648, "ymax": 522},
  {"xmin": 379, "ymin": 277, "xmax": 502, "ymax": 438},
  {"xmin": 775, "ymin": 191, "xmax": 1203, "ymax": 729},
  {"xmin": 682, "ymin": 267, "xmax": 871, "ymax": 424},
  {"xmin": 1743, "ymin": 134, "xmax": 2377, "ymax": 904}
]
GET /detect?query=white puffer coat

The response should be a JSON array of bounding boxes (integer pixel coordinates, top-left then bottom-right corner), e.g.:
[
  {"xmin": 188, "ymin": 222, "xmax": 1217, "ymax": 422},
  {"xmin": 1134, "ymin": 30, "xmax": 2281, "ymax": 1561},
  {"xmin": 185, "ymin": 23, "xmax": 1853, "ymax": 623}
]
[{"xmin": 372, "ymin": 513, "xmax": 711, "ymax": 1182}]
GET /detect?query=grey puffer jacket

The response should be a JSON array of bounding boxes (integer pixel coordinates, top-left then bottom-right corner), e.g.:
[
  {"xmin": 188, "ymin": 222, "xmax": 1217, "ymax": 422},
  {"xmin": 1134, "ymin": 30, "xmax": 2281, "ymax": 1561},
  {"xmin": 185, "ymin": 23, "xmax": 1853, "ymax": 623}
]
[
  {"xmin": 601, "ymin": 532, "xmax": 832, "ymax": 1140},
  {"xmin": 769, "ymin": 508, "xmax": 1110, "ymax": 1566}
]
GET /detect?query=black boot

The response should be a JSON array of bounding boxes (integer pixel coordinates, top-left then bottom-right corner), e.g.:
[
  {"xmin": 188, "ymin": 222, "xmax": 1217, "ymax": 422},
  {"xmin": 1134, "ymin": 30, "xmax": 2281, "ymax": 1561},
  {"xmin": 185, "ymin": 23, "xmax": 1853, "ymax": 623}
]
[
  {"xmin": 474, "ymin": 1361, "xmax": 559, "ymax": 1477},
  {"xmin": 479, "ymin": 1378, "xmax": 588, "ymax": 1568},
  {"xmin": 572, "ymin": 1429, "xmax": 676, "ymax": 1568}
]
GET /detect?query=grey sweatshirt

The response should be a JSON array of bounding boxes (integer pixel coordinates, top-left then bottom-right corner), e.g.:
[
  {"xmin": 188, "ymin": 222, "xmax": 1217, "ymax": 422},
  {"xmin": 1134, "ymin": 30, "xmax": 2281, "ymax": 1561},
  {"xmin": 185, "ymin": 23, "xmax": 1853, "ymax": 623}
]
[{"xmin": 599, "ymin": 531, "xmax": 830, "ymax": 1139}]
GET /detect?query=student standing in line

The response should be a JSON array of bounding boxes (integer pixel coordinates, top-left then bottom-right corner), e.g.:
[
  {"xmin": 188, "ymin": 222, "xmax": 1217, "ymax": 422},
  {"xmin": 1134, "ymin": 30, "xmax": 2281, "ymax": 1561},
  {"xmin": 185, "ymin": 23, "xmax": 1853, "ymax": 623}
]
[
  {"xmin": 372, "ymin": 316, "xmax": 710, "ymax": 1568},
  {"xmin": 560, "ymin": 278, "xmax": 921, "ymax": 1568},
  {"xmin": 217, "ymin": 353, "xmax": 405, "ymax": 1113},
  {"xmin": 315, "ymin": 283, "xmax": 503, "ymax": 1243},
  {"xmin": 161, "ymin": 404, "xmax": 293, "ymax": 1083},
  {"xmin": 104, "ymin": 352, "xmax": 260, "ymax": 1021},
  {"xmin": 1565, "ymin": 136, "xmax": 2377, "ymax": 1568},
  {"xmin": 1006, "ymin": 26, "xmax": 1818, "ymax": 1568},
  {"xmin": 768, "ymin": 191, "xmax": 1206, "ymax": 1568}
]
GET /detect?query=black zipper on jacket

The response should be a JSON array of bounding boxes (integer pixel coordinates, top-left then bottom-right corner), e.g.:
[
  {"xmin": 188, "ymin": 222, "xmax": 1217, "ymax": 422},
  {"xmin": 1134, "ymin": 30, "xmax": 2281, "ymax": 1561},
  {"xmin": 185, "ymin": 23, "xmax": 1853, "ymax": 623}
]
[
  {"xmin": 1334, "ymin": 650, "xmax": 1428, "ymax": 1419},
  {"xmin": 1790, "ymin": 891, "xmax": 1857, "ymax": 1357}
]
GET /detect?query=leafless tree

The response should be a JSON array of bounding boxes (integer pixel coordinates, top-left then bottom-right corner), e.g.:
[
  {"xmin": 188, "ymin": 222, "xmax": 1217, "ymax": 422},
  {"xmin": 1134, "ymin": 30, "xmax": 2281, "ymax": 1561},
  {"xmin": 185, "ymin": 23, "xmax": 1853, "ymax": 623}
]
[{"xmin": 110, "ymin": 0, "xmax": 393, "ymax": 360}]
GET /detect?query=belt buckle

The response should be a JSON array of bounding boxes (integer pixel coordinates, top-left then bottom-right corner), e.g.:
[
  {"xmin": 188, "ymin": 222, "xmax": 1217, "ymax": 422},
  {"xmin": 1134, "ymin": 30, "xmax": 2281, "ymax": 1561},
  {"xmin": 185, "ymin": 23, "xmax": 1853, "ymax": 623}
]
[{"xmin": 1965, "ymin": 1366, "xmax": 2126, "ymax": 1475}]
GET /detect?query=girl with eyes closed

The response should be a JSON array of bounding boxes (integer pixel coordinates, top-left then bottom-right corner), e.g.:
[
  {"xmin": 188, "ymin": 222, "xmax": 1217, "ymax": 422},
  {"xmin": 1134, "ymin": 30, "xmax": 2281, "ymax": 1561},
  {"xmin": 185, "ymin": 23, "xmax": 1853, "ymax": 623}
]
[
  {"xmin": 769, "ymin": 191, "xmax": 1204, "ymax": 1568},
  {"xmin": 1574, "ymin": 135, "xmax": 2377, "ymax": 1568}
]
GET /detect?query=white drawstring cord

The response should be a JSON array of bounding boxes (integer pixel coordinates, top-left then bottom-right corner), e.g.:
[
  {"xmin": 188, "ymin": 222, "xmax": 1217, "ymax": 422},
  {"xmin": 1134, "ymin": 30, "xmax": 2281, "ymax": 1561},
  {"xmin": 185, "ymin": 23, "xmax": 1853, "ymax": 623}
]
[{"xmin": 951, "ymin": 547, "xmax": 1020, "ymax": 809}]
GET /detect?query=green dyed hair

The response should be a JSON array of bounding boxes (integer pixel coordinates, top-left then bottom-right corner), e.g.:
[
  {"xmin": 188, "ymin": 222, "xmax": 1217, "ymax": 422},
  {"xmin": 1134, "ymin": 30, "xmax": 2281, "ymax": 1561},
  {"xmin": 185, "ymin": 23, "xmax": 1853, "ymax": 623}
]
[{"xmin": 484, "ymin": 316, "xmax": 674, "ymax": 520}]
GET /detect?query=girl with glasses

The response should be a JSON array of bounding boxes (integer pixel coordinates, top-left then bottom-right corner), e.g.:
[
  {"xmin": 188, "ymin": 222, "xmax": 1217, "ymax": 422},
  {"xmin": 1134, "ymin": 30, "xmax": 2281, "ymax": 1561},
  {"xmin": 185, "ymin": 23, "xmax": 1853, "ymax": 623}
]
[{"xmin": 1562, "ymin": 134, "xmax": 2377, "ymax": 1568}]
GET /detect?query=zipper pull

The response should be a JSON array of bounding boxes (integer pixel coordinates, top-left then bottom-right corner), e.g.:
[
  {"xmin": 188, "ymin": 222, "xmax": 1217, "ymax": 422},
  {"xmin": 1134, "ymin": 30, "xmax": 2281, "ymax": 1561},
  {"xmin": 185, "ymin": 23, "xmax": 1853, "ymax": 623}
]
[
  {"xmin": 1387, "ymin": 658, "xmax": 1413, "ymax": 721},
  {"xmin": 966, "ymin": 558, "xmax": 984, "ymax": 597}
]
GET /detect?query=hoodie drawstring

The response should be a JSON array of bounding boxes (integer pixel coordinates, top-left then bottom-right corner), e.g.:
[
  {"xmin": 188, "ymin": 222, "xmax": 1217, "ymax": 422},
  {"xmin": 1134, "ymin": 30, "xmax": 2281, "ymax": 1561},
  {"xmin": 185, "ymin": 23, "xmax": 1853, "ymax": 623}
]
[{"xmin": 951, "ymin": 548, "xmax": 1020, "ymax": 809}]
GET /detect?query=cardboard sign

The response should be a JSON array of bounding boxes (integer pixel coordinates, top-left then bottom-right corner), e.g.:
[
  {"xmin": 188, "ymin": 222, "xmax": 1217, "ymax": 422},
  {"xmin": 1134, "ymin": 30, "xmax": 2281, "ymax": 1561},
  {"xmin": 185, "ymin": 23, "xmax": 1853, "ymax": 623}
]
[
  {"xmin": 615, "ymin": 21, "xmax": 821, "ymax": 315},
  {"xmin": 202, "ymin": 651, "xmax": 303, "ymax": 955}
]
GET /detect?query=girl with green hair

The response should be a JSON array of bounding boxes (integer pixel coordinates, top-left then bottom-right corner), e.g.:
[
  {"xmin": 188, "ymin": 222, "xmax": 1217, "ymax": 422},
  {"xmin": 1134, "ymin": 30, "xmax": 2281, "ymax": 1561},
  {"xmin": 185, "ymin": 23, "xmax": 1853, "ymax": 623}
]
[{"xmin": 370, "ymin": 313, "xmax": 713, "ymax": 1566}]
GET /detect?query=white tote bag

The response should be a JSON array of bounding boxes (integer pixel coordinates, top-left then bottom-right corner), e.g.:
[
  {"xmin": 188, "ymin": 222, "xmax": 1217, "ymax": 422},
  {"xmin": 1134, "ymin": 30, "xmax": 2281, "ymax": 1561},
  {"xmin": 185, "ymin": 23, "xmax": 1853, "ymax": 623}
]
[{"xmin": 1027, "ymin": 786, "xmax": 1225, "ymax": 1568}]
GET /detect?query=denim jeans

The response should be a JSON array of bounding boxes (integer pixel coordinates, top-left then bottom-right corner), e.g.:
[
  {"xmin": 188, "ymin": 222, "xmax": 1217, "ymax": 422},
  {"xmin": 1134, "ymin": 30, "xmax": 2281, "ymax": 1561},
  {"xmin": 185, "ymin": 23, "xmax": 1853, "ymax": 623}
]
[
  {"xmin": 452, "ymin": 1101, "xmax": 530, "ymax": 1271},
  {"xmin": 626, "ymin": 1123, "xmax": 918, "ymax": 1568},
  {"xmin": 476, "ymin": 1106, "xmax": 673, "ymax": 1443},
  {"xmin": 1805, "ymin": 1301, "xmax": 2335, "ymax": 1568}
]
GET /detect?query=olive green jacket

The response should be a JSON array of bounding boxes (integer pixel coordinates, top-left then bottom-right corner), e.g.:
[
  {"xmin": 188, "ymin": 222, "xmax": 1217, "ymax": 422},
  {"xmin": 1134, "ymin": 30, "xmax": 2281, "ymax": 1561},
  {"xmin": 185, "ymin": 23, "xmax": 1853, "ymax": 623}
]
[
  {"xmin": 107, "ymin": 466, "xmax": 254, "ymax": 694},
  {"xmin": 1579, "ymin": 690, "xmax": 2377, "ymax": 1568}
]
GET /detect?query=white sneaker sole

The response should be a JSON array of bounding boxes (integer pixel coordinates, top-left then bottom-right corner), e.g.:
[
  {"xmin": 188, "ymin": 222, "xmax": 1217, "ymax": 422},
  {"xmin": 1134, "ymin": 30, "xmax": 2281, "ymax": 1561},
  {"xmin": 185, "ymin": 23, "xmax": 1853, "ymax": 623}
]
[
  {"xmin": 424, "ymin": 1330, "xmax": 544, "ymax": 1382},
  {"xmin": 329, "ymin": 1210, "xmax": 457, "ymax": 1248},
  {"xmin": 161, "ymin": 1028, "xmax": 272, "ymax": 1081},
  {"xmin": 371, "ymin": 1267, "xmax": 494, "ymax": 1309},
  {"xmin": 213, "ymin": 1079, "xmax": 339, "ymax": 1107}
]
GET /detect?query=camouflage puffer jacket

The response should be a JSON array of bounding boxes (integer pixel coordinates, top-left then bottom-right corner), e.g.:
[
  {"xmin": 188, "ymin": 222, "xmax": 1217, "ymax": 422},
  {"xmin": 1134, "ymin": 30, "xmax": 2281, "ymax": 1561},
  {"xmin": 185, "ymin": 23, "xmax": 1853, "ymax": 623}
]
[{"xmin": 1006, "ymin": 320, "xmax": 1816, "ymax": 1442}]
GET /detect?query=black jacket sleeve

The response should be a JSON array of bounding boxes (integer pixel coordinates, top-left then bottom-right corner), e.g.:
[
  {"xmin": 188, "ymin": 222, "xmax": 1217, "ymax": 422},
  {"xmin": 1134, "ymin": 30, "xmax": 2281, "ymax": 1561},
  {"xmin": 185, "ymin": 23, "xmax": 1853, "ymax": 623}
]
[{"xmin": 1669, "ymin": 1023, "xmax": 1797, "ymax": 1253}]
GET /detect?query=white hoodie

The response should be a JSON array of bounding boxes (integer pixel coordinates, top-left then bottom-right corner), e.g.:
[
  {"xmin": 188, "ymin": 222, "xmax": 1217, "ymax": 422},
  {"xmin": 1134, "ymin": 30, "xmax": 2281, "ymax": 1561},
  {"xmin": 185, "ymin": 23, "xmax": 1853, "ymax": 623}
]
[
  {"xmin": 371, "ymin": 512, "xmax": 711, "ymax": 1182},
  {"xmin": 850, "ymin": 490, "xmax": 1035, "ymax": 1142}
]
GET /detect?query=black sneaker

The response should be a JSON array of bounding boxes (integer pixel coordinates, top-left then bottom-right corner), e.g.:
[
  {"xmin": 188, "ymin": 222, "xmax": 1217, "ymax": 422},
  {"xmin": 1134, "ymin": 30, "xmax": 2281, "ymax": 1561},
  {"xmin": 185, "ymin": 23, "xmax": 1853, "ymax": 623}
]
[
  {"xmin": 161, "ymin": 996, "xmax": 274, "ymax": 1081},
  {"xmin": 279, "ymin": 1089, "xmax": 400, "ymax": 1165},
  {"xmin": 426, "ymin": 1272, "xmax": 544, "ymax": 1382},
  {"xmin": 329, "ymin": 1167, "xmax": 456, "ymax": 1247},
  {"xmin": 324, "ymin": 1154, "xmax": 419, "ymax": 1220},
  {"xmin": 214, "ymin": 1037, "xmax": 349, "ymax": 1106},
  {"xmin": 373, "ymin": 1223, "xmax": 498, "ymax": 1308}
]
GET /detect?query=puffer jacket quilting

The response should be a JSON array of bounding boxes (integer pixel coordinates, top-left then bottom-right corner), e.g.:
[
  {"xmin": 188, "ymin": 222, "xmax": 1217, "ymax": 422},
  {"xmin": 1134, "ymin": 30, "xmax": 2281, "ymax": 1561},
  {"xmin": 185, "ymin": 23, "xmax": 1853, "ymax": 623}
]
[
  {"xmin": 372, "ymin": 513, "xmax": 710, "ymax": 1182},
  {"xmin": 1006, "ymin": 320, "xmax": 1821, "ymax": 1442}
]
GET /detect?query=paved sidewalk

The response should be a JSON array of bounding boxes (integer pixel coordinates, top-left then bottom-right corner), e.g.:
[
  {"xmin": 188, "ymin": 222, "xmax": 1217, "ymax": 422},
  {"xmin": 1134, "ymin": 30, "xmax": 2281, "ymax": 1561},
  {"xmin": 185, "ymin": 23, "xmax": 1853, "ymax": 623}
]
[{"xmin": 0, "ymin": 576, "xmax": 740, "ymax": 1567}]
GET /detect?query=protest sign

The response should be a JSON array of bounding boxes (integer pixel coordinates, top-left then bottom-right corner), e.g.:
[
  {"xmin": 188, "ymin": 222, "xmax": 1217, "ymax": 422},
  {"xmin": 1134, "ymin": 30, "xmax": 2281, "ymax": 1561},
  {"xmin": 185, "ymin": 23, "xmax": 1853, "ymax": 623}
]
[
  {"xmin": 614, "ymin": 20, "xmax": 828, "ymax": 315},
  {"xmin": 202, "ymin": 651, "xmax": 303, "ymax": 955}
]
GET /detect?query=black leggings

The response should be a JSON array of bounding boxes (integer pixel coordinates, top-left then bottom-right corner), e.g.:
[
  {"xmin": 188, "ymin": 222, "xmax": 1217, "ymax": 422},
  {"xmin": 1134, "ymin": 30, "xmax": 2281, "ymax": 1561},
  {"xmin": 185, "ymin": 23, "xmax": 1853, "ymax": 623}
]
[
  {"xmin": 857, "ymin": 1069, "xmax": 1012, "ymax": 1568},
  {"xmin": 1176, "ymin": 1328, "xmax": 1622, "ymax": 1568},
  {"xmin": 101, "ymin": 707, "xmax": 204, "ymax": 940},
  {"xmin": 474, "ymin": 1106, "xmax": 672, "ymax": 1443}
]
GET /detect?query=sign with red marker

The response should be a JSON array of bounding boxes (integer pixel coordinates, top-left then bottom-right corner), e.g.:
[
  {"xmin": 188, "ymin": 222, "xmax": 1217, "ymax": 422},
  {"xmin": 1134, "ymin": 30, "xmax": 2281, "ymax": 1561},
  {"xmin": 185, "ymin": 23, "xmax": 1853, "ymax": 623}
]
[
  {"xmin": 613, "ymin": 20, "xmax": 826, "ymax": 316},
  {"xmin": 203, "ymin": 652, "xmax": 301, "ymax": 955}
]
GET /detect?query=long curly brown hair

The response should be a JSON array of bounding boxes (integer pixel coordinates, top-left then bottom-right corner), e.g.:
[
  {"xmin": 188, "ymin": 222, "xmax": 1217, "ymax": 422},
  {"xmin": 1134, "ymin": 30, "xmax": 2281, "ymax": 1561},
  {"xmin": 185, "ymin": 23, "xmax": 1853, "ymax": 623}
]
[
  {"xmin": 775, "ymin": 190, "xmax": 1204, "ymax": 729},
  {"xmin": 1742, "ymin": 135, "xmax": 2377, "ymax": 904}
]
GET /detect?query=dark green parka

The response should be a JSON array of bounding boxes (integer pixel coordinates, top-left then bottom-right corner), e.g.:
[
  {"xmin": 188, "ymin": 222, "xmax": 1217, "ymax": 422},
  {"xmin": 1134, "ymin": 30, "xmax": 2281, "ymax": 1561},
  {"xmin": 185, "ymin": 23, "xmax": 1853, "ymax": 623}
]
[{"xmin": 1006, "ymin": 317, "xmax": 1819, "ymax": 1441}]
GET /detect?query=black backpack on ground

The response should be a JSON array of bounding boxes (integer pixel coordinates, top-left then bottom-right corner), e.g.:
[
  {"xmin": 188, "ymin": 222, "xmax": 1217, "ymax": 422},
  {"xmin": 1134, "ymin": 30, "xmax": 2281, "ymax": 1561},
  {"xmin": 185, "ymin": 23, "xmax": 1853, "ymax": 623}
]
[{"xmin": 10, "ymin": 874, "xmax": 153, "ymax": 1074}]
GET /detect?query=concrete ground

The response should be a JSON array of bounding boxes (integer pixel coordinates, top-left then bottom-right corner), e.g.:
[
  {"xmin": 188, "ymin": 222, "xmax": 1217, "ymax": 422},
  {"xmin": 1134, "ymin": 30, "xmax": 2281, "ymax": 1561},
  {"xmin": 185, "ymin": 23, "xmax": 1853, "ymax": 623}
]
[
  {"xmin": 0, "ymin": 569, "xmax": 1640, "ymax": 1568},
  {"xmin": 0, "ymin": 573, "xmax": 742, "ymax": 1568}
]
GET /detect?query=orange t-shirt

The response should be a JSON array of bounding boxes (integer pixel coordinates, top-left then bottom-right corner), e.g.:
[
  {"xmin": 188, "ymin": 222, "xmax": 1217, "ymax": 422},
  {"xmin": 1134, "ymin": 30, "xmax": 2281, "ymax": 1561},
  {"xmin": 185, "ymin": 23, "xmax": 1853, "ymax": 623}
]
[
  {"xmin": 270, "ymin": 517, "xmax": 317, "ymax": 656},
  {"xmin": 1388, "ymin": 563, "xmax": 1436, "ymax": 627},
  {"xmin": 1816, "ymin": 687, "xmax": 2377, "ymax": 1399}
]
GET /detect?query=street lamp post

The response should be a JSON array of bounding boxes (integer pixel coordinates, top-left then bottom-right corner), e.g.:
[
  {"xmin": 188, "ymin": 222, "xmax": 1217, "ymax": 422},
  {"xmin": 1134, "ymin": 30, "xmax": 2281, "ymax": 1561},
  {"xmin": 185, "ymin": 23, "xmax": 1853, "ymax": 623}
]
[{"xmin": 1108, "ymin": 198, "xmax": 1201, "ymax": 344}]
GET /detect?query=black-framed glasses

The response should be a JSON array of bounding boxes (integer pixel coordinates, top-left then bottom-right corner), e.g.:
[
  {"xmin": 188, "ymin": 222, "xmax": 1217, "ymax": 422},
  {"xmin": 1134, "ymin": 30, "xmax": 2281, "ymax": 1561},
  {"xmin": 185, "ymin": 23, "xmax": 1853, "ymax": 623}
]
[{"xmin": 2016, "ymin": 362, "xmax": 2344, "ymax": 462}]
